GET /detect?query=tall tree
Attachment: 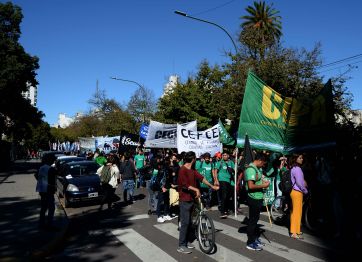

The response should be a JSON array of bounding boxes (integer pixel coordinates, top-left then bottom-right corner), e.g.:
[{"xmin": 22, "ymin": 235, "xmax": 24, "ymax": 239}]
[
  {"xmin": 0, "ymin": 2, "xmax": 43, "ymax": 140},
  {"xmin": 240, "ymin": 1, "xmax": 282, "ymax": 60}
]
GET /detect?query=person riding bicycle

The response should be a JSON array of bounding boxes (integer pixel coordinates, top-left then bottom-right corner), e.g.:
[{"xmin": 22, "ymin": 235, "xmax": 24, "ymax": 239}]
[{"xmin": 177, "ymin": 151, "xmax": 219, "ymax": 254}]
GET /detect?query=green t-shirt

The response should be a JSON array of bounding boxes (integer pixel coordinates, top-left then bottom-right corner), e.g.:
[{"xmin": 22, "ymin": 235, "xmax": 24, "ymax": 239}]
[
  {"xmin": 195, "ymin": 160, "xmax": 213, "ymax": 188},
  {"xmin": 214, "ymin": 160, "xmax": 235, "ymax": 184},
  {"xmin": 95, "ymin": 156, "xmax": 107, "ymax": 166},
  {"xmin": 244, "ymin": 163, "xmax": 264, "ymax": 200},
  {"xmin": 134, "ymin": 154, "xmax": 145, "ymax": 169}
]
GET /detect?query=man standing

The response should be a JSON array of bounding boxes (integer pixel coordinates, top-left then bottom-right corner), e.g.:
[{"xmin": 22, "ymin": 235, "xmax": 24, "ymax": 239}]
[
  {"xmin": 177, "ymin": 151, "xmax": 219, "ymax": 254},
  {"xmin": 244, "ymin": 152, "xmax": 270, "ymax": 251},
  {"xmin": 36, "ymin": 154, "xmax": 57, "ymax": 230},
  {"xmin": 213, "ymin": 152, "xmax": 234, "ymax": 218},
  {"xmin": 134, "ymin": 149, "xmax": 146, "ymax": 187}
]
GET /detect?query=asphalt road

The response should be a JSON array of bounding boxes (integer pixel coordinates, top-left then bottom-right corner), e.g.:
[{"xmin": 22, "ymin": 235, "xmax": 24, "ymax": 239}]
[{"xmin": 52, "ymin": 186, "xmax": 347, "ymax": 262}]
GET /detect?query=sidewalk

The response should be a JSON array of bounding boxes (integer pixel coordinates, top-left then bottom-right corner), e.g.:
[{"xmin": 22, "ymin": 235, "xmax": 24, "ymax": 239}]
[{"xmin": 0, "ymin": 160, "xmax": 69, "ymax": 261}]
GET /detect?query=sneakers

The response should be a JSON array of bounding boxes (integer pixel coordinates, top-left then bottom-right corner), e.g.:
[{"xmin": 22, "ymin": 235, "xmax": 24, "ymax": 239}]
[
  {"xmin": 220, "ymin": 212, "xmax": 228, "ymax": 219},
  {"xmin": 246, "ymin": 242, "xmax": 263, "ymax": 251},
  {"xmin": 186, "ymin": 243, "xmax": 195, "ymax": 249},
  {"xmin": 255, "ymin": 238, "xmax": 265, "ymax": 246},
  {"xmin": 163, "ymin": 215, "xmax": 172, "ymax": 221},
  {"xmin": 157, "ymin": 216, "xmax": 165, "ymax": 223},
  {"xmin": 177, "ymin": 246, "xmax": 192, "ymax": 254}
]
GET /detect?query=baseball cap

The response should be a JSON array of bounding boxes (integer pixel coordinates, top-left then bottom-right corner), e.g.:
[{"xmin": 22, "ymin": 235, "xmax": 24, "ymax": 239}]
[{"xmin": 214, "ymin": 152, "xmax": 222, "ymax": 158}]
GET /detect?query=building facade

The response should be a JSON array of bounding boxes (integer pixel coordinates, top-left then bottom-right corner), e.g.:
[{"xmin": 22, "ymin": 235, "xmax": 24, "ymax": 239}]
[{"xmin": 22, "ymin": 84, "xmax": 38, "ymax": 107}]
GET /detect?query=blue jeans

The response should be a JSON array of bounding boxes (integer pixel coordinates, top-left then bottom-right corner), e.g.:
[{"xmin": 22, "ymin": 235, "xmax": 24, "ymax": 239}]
[
  {"xmin": 146, "ymin": 180, "xmax": 158, "ymax": 211},
  {"xmin": 123, "ymin": 180, "xmax": 135, "ymax": 202},
  {"xmin": 156, "ymin": 191, "xmax": 170, "ymax": 217}
]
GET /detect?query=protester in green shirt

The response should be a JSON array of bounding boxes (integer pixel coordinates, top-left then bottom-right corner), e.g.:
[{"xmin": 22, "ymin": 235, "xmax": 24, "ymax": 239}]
[
  {"xmin": 195, "ymin": 153, "xmax": 214, "ymax": 209},
  {"xmin": 134, "ymin": 149, "xmax": 146, "ymax": 187},
  {"xmin": 244, "ymin": 152, "xmax": 270, "ymax": 251},
  {"xmin": 214, "ymin": 152, "xmax": 235, "ymax": 218},
  {"xmin": 95, "ymin": 152, "xmax": 107, "ymax": 166}
]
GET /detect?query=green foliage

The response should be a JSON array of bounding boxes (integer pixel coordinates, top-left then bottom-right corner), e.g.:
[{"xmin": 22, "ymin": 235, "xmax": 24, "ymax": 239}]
[
  {"xmin": 240, "ymin": 1, "xmax": 282, "ymax": 59},
  {"xmin": 52, "ymin": 87, "xmax": 138, "ymax": 140},
  {"xmin": 156, "ymin": 61, "xmax": 228, "ymax": 129},
  {"xmin": 0, "ymin": 2, "xmax": 43, "ymax": 140},
  {"xmin": 24, "ymin": 121, "xmax": 52, "ymax": 150}
]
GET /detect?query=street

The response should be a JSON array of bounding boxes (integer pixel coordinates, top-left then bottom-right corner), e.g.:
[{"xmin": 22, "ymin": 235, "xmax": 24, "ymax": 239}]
[
  {"xmin": 0, "ymin": 160, "xmax": 349, "ymax": 262},
  {"xmin": 55, "ymin": 188, "xmax": 339, "ymax": 261}
]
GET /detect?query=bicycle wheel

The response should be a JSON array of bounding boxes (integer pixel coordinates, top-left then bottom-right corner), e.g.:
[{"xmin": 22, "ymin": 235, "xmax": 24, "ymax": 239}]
[
  {"xmin": 197, "ymin": 213, "xmax": 215, "ymax": 254},
  {"xmin": 270, "ymin": 196, "xmax": 286, "ymax": 223}
]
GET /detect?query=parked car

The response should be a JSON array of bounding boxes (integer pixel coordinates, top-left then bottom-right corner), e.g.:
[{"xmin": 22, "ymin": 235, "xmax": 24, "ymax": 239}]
[
  {"xmin": 54, "ymin": 156, "xmax": 86, "ymax": 172},
  {"xmin": 57, "ymin": 160, "xmax": 103, "ymax": 207},
  {"xmin": 41, "ymin": 151, "xmax": 64, "ymax": 165}
]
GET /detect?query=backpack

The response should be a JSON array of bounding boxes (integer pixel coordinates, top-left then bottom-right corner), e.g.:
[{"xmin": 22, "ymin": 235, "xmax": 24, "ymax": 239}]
[
  {"xmin": 150, "ymin": 169, "xmax": 165, "ymax": 191},
  {"xmin": 100, "ymin": 165, "xmax": 112, "ymax": 184},
  {"xmin": 278, "ymin": 169, "xmax": 294, "ymax": 195}
]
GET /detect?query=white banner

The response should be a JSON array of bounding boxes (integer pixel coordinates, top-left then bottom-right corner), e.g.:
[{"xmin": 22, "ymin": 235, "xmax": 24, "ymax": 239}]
[
  {"xmin": 177, "ymin": 124, "xmax": 222, "ymax": 157},
  {"xmin": 144, "ymin": 120, "xmax": 197, "ymax": 148},
  {"xmin": 95, "ymin": 136, "xmax": 120, "ymax": 152},
  {"xmin": 79, "ymin": 137, "xmax": 96, "ymax": 151}
]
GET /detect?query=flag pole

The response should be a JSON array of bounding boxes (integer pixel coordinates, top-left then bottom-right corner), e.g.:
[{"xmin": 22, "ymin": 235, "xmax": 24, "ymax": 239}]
[{"xmin": 234, "ymin": 147, "xmax": 238, "ymax": 218}]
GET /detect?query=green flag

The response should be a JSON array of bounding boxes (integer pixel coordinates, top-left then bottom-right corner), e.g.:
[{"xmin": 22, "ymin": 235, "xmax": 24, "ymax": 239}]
[
  {"xmin": 237, "ymin": 71, "xmax": 335, "ymax": 153},
  {"xmin": 218, "ymin": 119, "xmax": 235, "ymax": 146}
]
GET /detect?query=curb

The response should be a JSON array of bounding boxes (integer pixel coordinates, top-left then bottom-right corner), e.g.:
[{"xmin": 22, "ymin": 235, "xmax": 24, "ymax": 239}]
[{"xmin": 29, "ymin": 196, "xmax": 69, "ymax": 261}]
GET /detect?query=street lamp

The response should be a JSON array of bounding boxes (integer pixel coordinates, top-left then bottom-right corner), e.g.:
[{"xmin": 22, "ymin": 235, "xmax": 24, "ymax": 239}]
[
  {"xmin": 110, "ymin": 76, "xmax": 146, "ymax": 124},
  {"xmin": 110, "ymin": 77, "xmax": 143, "ymax": 88},
  {"xmin": 174, "ymin": 10, "xmax": 237, "ymax": 54},
  {"xmin": 175, "ymin": 10, "xmax": 239, "ymax": 218}
]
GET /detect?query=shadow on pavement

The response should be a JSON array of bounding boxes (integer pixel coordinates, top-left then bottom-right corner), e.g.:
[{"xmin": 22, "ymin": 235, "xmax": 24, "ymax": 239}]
[{"xmin": 0, "ymin": 196, "xmax": 66, "ymax": 260}]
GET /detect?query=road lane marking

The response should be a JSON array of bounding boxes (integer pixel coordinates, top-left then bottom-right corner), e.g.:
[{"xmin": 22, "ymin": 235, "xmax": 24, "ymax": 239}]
[
  {"xmin": 228, "ymin": 214, "xmax": 330, "ymax": 250},
  {"xmin": 154, "ymin": 223, "xmax": 253, "ymax": 262},
  {"xmin": 112, "ymin": 228, "xmax": 177, "ymax": 262},
  {"xmin": 213, "ymin": 220, "xmax": 324, "ymax": 262}
]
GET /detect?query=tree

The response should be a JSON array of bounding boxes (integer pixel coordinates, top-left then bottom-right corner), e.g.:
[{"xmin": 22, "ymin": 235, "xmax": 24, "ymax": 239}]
[
  {"xmin": 0, "ymin": 2, "xmax": 43, "ymax": 140},
  {"xmin": 240, "ymin": 1, "xmax": 282, "ymax": 60},
  {"xmin": 127, "ymin": 86, "xmax": 157, "ymax": 124},
  {"xmin": 156, "ymin": 61, "xmax": 227, "ymax": 129}
]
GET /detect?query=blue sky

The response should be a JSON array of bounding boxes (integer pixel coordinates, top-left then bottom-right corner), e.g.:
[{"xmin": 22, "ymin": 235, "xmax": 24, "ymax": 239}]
[{"xmin": 8, "ymin": 0, "xmax": 362, "ymax": 125}]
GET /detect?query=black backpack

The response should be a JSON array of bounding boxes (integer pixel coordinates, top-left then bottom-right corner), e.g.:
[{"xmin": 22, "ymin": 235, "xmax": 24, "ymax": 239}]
[{"xmin": 278, "ymin": 169, "xmax": 294, "ymax": 195}]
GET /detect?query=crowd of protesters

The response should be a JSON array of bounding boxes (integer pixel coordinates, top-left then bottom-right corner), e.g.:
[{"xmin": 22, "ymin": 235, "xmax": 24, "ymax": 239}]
[{"xmin": 35, "ymin": 145, "xmax": 362, "ymax": 252}]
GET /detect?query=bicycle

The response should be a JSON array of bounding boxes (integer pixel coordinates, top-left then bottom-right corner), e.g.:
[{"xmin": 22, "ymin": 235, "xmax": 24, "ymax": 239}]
[
  {"xmin": 270, "ymin": 195, "xmax": 290, "ymax": 224},
  {"xmin": 190, "ymin": 197, "xmax": 216, "ymax": 254}
]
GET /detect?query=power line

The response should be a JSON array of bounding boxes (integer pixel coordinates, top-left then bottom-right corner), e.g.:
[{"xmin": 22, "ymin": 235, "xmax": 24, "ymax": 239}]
[
  {"xmin": 319, "ymin": 60, "xmax": 362, "ymax": 73},
  {"xmin": 318, "ymin": 53, "xmax": 362, "ymax": 69},
  {"xmin": 191, "ymin": 0, "xmax": 238, "ymax": 16}
]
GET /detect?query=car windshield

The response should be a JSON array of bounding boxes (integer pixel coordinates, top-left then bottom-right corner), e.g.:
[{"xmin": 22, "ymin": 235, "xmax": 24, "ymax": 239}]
[{"xmin": 68, "ymin": 163, "xmax": 98, "ymax": 176}]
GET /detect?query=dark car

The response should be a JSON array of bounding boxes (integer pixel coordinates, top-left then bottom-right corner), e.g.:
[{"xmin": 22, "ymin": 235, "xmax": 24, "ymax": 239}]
[
  {"xmin": 57, "ymin": 160, "xmax": 103, "ymax": 207},
  {"xmin": 54, "ymin": 156, "xmax": 86, "ymax": 172},
  {"xmin": 41, "ymin": 151, "xmax": 64, "ymax": 162}
]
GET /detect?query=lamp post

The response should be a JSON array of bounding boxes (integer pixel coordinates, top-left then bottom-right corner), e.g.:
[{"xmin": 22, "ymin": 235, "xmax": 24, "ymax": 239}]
[
  {"xmin": 175, "ymin": 11, "xmax": 240, "ymax": 218},
  {"xmin": 174, "ymin": 10, "xmax": 237, "ymax": 54},
  {"xmin": 110, "ymin": 76, "xmax": 146, "ymax": 124},
  {"xmin": 110, "ymin": 77, "xmax": 143, "ymax": 89}
]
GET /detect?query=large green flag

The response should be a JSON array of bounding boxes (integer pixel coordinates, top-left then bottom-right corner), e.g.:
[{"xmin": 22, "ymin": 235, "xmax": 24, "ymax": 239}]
[
  {"xmin": 237, "ymin": 71, "xmax": 335, "ymax": 153},
  {"xmin": 218, "ymin": 119, "xmax": 235, "ymax": 146}
]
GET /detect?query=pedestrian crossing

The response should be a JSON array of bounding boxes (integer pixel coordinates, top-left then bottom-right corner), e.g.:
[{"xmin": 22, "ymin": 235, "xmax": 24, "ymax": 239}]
[{"xmin": 109, "ymin": 211, "xmax": 330, "ymax": 262}]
